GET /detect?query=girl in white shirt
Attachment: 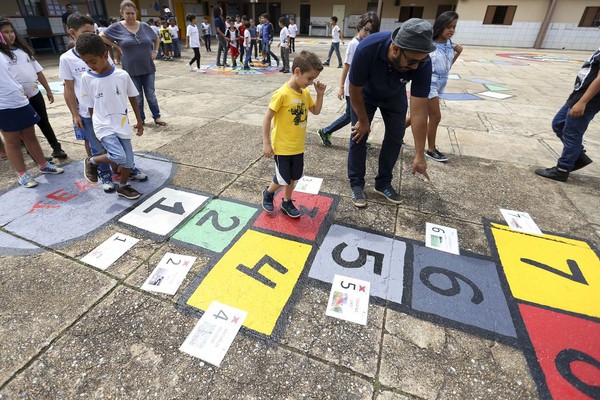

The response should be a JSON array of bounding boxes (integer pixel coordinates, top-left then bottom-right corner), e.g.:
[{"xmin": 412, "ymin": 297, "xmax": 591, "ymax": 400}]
[
  {"xmin": 288, "ymin": 18, "xmax": 298, "ymax": 53},
  {"xmin": 0, "ymin": 19, "xmax": 67, "ymax": 159},
  {"xmin": 0, "ymin": 19, "xmax": 63, "ymax": 188}
]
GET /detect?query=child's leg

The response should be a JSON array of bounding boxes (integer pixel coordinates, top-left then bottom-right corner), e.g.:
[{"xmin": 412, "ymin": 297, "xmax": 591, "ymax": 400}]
[
  {"xmin": 21, "ymin": 125, "xmax": 48, "ymax": 166},
  {"xmin": 283, "ymin": 181, "xmax": 295, "ymax": 201},
  {"xmin": 82, "ymin": 117, "xmax": 112, "ymax": 178},
  {"xmin": 0, "ymin": 136, "xmax": 6, "ymax": 158},
  {"xmin": 28, "ymin": 92, "xmax": 63, "ymax": 155},
  {"xmin": 426, "ymin": 97, "xmax": 441, "ymax": 151},
  {"xmin": 2, "ymin": 130, "xmax": 28, "ymax": 173}
]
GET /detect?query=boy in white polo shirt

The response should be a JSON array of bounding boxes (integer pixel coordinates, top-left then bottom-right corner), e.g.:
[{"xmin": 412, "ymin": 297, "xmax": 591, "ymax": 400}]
[
  {"xmin": 77, "ymin": 33, "xmax": 144, "ymax": 200},
  {"xmin": 323, "ymin": 16, "xmax": 344, "ymax": 68}
]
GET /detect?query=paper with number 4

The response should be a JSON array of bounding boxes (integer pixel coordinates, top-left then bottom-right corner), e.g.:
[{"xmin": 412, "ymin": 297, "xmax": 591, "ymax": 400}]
[
  {"xmin": 425, "ymin": 222, "xmax": 460, "ymax": 255},
  {"xmin": 294, "ymin": 176, "xmax": 323, "ymax": 194},
  {"xmin": 180, "ymin": 301, "xmax": 247, "ymax": 367},
  {"xmin": 500, "ymin": 208, "xmax": 542, "ymax": 235},
  {"xmin": 326, "ymin": 275, "xmax": 370, "ymax": 325},
  {"xmin": 80, "ymin": 233, "xmax": 139, "ymax": 270},
  {"xmin": 141, "ymin": 252, "xmax": 196, "ymax": 295}
]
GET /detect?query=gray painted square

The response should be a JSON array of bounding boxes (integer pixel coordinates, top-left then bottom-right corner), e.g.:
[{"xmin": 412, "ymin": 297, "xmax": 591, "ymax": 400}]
[
  {"xmin": 309, "ymin": 224, "xmax": 406, "ymax": 304},
  {"xmin": 411, "ymin": 246, "xmax": 517, "ymax": 338}
]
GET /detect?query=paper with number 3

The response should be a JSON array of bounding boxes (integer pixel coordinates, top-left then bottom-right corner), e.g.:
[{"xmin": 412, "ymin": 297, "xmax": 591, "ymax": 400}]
[
  {"xmin": 326, "ymin": 274, "xmax": 370, "ymax": 325},
  {"xmin": 180, "ymin": 301, "xmax": 248, "ymax": 367}
]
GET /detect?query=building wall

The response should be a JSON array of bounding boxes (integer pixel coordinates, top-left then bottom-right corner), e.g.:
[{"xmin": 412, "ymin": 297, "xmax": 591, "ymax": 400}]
[{"xmin": 543, "ymin": 0, "xmax": 600, "ymax": 50}]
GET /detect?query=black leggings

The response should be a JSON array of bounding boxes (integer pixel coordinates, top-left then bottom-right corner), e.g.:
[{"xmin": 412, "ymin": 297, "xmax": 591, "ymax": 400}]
[
  {"xmin": 28, "ymin": 91, "xmax": 60, "ymax": 150},
  {"xmin": 289, "ymin": 37, "xmax": 295, "ymax": 52},
  {"xmin": 189, "ymin": 47, "xmax": 201, "ymax": 68}
]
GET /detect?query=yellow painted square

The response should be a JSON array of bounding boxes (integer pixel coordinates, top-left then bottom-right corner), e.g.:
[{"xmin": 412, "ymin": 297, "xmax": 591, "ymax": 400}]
[
  {"xmin": 491, "ymin": 223, "xmax": 600, "ymax": 318},
  {"xmin": 187, "ymin": 230, "xmax": 312, "ymax": 336}
]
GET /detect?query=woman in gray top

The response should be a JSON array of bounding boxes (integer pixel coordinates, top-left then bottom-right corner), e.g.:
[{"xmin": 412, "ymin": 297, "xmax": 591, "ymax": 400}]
[{"xmin": 100, "ymin": 0, "xmax": 167, "ymax": 126}]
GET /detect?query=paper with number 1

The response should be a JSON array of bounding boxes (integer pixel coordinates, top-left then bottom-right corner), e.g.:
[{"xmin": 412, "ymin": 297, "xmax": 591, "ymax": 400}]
[
  {"xmin": 141, "ymin": 252, "xmax": 196, "ymax": 295},
  {"xmin": 180, "ymin": 301, "xmax": 247, "ymax": 367},
  {"xmin": 80, "ymin": 233, "xmax": 139, "ymax": 270},
  {"xmin": 326, "ymin": 274, "xmax": 370, "ymax": 325}
]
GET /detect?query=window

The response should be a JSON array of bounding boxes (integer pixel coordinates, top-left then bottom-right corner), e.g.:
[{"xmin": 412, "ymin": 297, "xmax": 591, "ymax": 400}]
[
  {"xmin": 483, "ymin": 5, "xmax": 517, "ymax": 25},
  {"xmin": 579, "ymin": 7, "xmax": 600, "ymax": 27},
  {"xmin": 436, "ymin": 4, "xmax": 456, "ymax": 18},
  {"xmin": 399, "ymin": 6, "xmax": 424, "ymax": 22}
]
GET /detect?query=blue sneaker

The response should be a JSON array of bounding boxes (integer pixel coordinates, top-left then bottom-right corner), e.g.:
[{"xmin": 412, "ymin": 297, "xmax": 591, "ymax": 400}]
[
  {"xmin": 262, "ymin": 188, "xmax": 274, "ymax": 212},
  {"xmin": 40, "ymin": 163, "xmax": 64, "ymax": 175},
  {"xmin": 280, "ymin": 199, "xmax": 301, "ymax": 218},
  {"xmin": 129, "ymin": 167, "xmax": 148, "ymax": 182},
  {"xmin": 101, "ymin": 174, "xmax": 116, "ymax": 193},
  {"xmin": 18, "ymin": 172, "xmax": 37, "ymax": 188},
  {"xmin": 374, "ymin": 185, "xmax": 402, "ymax": 204}
]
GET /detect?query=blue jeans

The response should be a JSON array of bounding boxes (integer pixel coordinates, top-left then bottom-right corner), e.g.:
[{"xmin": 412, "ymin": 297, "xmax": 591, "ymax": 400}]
[
  {"xmin": 323, "ymin": 96, "xmax": 351, "ymax": 135},
  {"xmin": 348, "ymin": 92, "xmax": 407, "ymax": 189},
  {"xmin": 82, "ymin": 116, "xmax": 112, "ymax": 179},
  {"xmin": 172, "ymin": 38, "xmax": 181, "ymax": 57},
  {"xmin": 100, "ymin": 134, "xmax": 134, "ymax": 168},
  {"xmin": 130, "ymin": 73, "xmax": 160, "ymax": 122},
  {"xmin": 244, "ymin": 46, "xmax": 251, "ymax": 67},
  {"xmin": 327, "ymin": 42, "xmax": 342, "ymax": 65},
  {"xmin": 263, "ymin": 41, "xmax": 271, "ymax": 63},
  {"xmin": 552, "ymin": 103, "xmax": 599, "ymax": 170}
]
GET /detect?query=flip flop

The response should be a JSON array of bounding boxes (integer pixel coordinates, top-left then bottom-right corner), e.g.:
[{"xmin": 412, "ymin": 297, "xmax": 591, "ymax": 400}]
[{"xmin": 154, "ymin": 119, "xmax": 167, "ymax": 126}]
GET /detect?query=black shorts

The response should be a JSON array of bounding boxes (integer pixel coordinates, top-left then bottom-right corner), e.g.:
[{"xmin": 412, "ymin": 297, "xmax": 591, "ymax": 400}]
[
  {"xmin": 0, "ymin": 104, "xmax": 40, "ymax": 132},
  {"xmin": 273, "ymin": 153, "xmax": 304, "ymax": 185}
]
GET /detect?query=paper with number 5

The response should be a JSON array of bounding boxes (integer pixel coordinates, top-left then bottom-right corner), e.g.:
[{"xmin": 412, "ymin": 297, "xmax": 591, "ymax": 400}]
[
  {"xmin": 326, "ymin": 274, "xmax": 370, "ymax": 325},
  {"xmin": 180, "ymin": 301, "xmax": 248, "ymax": 367},
  {"xmin": 141, "ymin": 252, "xmax": 196, "ymax": 295},
  {"xmin": 80, "ymin": 233, "xmax": 139, "ymax": 270}
]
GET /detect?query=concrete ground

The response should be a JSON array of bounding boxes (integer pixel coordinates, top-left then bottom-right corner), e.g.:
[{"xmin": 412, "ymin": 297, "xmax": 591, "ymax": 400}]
[{"xmin": 0, "ymin": 38, "xmax": 598, "ymax": 400}]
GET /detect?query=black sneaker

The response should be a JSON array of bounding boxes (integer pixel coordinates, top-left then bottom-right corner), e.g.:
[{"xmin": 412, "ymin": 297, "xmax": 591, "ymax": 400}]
[
  {"xmin": 117, "ymin": 184, "xmax": 141, "ymax": 200},
  {"xmin": 338, "ymin": 64, "xmax": 343, "ymax": 68},
  {"xmin": 317, "ymin": 129, "xmax": 332, "ymax": 147},
  {"xmin": 375, "ymin": 185, "xmax": 402, "ymax": 204},
  {"xmin": 425, "ymin": 148, "xmax": 448, "ymax": 162},
  {"xmin": 84, "ymin": 157, "xmax": 98, "ymax": 183},
  {"xmin": 262, "ymin": 188, "xmax": 274, "ymax": 212},
  {"xmin": 572, "ymin": 151, "xmax": 593, "ymax": 171},
  {"xmin": 535, "ymin": 166, "xmax": 569, "ymax": 182},
  {"xmin": 350, "ymin": 186, "xmax": 367, "ymax": 208},
  {"xmin": 51, "ymin": 147, "xmax": 68, "ymax": 159},
  {"xmin": 322, "ymin": 61, "xmax": 330, "ymax": 66},
  {"xmin": 280, "ymin": 199, "xmax": 301, "ymax": 218}
]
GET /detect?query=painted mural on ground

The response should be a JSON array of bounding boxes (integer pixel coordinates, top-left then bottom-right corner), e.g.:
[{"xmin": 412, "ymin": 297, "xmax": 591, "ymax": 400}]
[{"xmin": 497, "ymin": 53, "xmax": 583, "ymax": 64}]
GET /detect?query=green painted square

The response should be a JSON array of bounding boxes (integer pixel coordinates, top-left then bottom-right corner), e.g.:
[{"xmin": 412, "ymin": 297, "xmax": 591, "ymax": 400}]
[{"xmin": 172, "ymin": 199, "xmax": 259, "ymax": 253}]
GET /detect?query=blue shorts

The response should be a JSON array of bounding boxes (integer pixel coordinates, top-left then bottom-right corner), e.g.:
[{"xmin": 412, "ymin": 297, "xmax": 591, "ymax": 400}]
[
  {"xmin": 429, "ymin": 75, "xmax": 448, "ymax": 99},
  {"xmin": 273, "ymin": 153, "xmax": 303, "ymax": 185},
  {"xmin": 100, "ymin": 134, "xmax": 134, "ymax": 168},
  {"xmin": 164, "ymin": 43, "xmax": 173, "ymax": 52},
  {"xmin": 0, "ymin": 104, "xmax": 40, "ymax": 132}
]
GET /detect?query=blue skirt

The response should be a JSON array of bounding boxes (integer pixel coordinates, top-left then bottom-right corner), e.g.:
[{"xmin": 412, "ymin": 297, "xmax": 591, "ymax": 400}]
[{"xmin": 0, "ymin": 104, "xmax": 40, "ymax": 132}]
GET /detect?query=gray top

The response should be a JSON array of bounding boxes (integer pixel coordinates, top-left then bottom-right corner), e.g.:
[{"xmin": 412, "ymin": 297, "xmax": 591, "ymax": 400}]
[{"xmin": 103, "ymin": 22, "xmax": 157, "ymax": 77}]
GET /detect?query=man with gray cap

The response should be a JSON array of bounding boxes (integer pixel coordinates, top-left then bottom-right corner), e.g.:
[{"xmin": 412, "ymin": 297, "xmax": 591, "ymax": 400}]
[{"xmin": 347, "ymin": 18, "xmax": 435, "ymax": 208}]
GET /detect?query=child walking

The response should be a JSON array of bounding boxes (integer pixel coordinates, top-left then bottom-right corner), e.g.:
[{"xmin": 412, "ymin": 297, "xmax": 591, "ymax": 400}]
[
  {"xmin": 76, "ymin": 33, "xmax": 144, "ymax": 200},
  {"xmin": 0, "ymin": 19, "xmax": 67, "ymax": 159},
  {"xmin": 0, "ymin": 24, "xmax": 63, "ymax": 188},
  {"xmin": 186, "ymin": 13, "xmax": 203, "ymax": 72},
  {"xmin": 243, "ymin": 21, "xmax": 252, "ymax": 70},
  {"xmin": 407, "ymin": 11, "xmax": 463, "ymax": 162},
  {"xmin": 288, "ymin": 18, "xmax": 297, "ymax": 53},
  {"xmin": 227, "ymin": 20, "xmax": 240, "ymax": 68},
  {"xmin": 278, "ymin": 17, "xmax": 290, "ymax": 73},
  {"xmin": 261, "ymin": 51, "xmax": 326, "ymax": 218},
  {"xmin": 169, "ymin": 18, "xmax": 181, "ymax": 58},
  {"xmin": 201, "ymin": 17, "xmax": 211, "ymax": 52},
  {"xmin": 323, "ymin": 16, "xmax": 344, "ymax": 68}
]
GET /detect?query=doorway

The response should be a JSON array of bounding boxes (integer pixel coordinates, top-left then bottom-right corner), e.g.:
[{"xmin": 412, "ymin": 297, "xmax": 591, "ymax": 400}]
[
  {"xmin": 299, "ymin": 4, "xmax": 310, "ymax": 35},
  {"xmin": 268, "ymin": 2, "xmax": 281, "ymax": 33}
]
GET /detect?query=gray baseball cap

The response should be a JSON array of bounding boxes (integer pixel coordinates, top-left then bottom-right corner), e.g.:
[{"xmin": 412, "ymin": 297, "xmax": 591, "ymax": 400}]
[{"xmin": 391, "ymin": 18, "xmax": 436, "ymax": 53}]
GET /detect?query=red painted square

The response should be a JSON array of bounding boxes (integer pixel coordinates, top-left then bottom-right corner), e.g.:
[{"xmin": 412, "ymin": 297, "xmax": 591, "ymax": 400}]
[
  {"xmin": 253, "ymin": 191, "xmax": 334, "ymax": 241},
  {"xmin": 519, "ymin": 303, "xmax": 600, "ymax": 400}
]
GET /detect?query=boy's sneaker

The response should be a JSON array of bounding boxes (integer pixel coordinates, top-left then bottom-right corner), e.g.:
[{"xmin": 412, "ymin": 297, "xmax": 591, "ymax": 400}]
[
  {"xmin": 101, "ymin": 174, "xmax": 116, "ymax": 193},
  {"xmin": 280, "ymin": 199, "xmax": 301, "ymax": 218},
  {"xmin": 129, "ymin": 167, "xmax": 148, "ymax": 182},
  {"xmin": 535, "ymin": 166, "xmax": 569, "ymax": 182},
  {"xmin": 51, "ymin": 147, "xmax": 68, "ymax": 159},
  {"xmin": 117, "ymin": 184, "xmax": 141, "ymax": 200},
  {"xmin": 375, "ymin": 185, "xmax": 402, "ymax": 204},
  {"xmin": 572, "ymin": 151, "xmax": 593, "ymax": 171},
  {"xmin": 262, "ymin": 188, "xmax": 274, "ymax": 212},
  {"xmin": 317, "ymin": 129, "xmax": 332, "ymax": 147},
  {"xmin": 425, "ymin": 148, "xmax": 448, "ymax": 162},
  {"xmin": 40, "ymin": 163, "xmax": 64, "ymax": 175},
  {"xmin": 338, "ymin": 64, "xmax": 343, "ymax": 68},
  {"xmin": 18, "ymin": 173, "xmax": 37, "ymax": 188},
  {"xmin": 322, "ymin": 61, "xmax": 330, "ymax": 66},
  {"xmin": 350, "ymin": 186, "xmax": 367, "ymax": 208},
  {"xmin": 84, "ymin": 157, "xmax": 98, "ymax": 182}
]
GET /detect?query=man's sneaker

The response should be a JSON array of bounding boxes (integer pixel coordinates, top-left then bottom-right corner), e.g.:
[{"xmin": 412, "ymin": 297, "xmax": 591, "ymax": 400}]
[
  {"xmin": 572, "ymin": 151, "xmax": 593, "ymax": 171},
  {"xmin": 18, "ymin": 173, "xmax": 37, "ymax": 188},
  {"xmin": 323, "ymin": 61, "xmax": 330, "ymax": 66},
  {"xmin": 51, "ymin": 147, "xmax": 68, "ymax": 159},
  {"xmin": 317, "ymin": 129, "xmax": 332, "ymax": 146},
  {"xmin": 84, "ymin": 157, "xmax": 98, "ymax": 183},
  {"xmin": 338, "ymin": 64, "xmax": 343, "ymax": 68},
  {"xmin": 535, "ymin": 166, "xmax": 569, "ymax": 182},
  {"xmin": 280, "ymin": 199, "xmax": 301, "ymax": 218},
  {"xmin": 350, "ymin": 186, "xmax": 367, "ymax": 208},
  {"xmin": 117, "ymin": 184, "xmax": 141, "ymax": 200},
  {"xmin": 375, "ymin": 185, "xmax": 402, "ymax": 204},
  {"xmin": 425, "ymin": 148, "xmax": 448, "ymax": 162},
  {"xmin": 101, "ymin": 174, "xmax": 116, "ymax": 193},
  {"xmin": 129, "ymin": 167, "xmax": 148, "ymax": 182},
  {"xmin": 40, "ymin": 163, "xmax": 64, "ymax": 174},
  {"xmin": 262, "ymin": 188, "xmax": 274, "ymax": 212}
]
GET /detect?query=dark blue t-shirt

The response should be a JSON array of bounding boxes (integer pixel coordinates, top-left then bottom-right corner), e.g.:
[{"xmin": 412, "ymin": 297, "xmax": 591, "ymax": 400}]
[
  {"xmin": 215, "ymin": 17, "xmax": 226, "ymax": 36},
  {"xmin": 349, "ymin": 31, "xmax": 432, "ymax": 101}
]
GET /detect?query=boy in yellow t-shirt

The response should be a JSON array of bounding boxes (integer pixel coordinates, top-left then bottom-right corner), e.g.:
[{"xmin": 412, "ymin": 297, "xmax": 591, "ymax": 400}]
[
  {"xmin": 261, "ymin": 50, "xmax": 326, "ymax": 218},
  {"xmin": 159, "ymin": 21, "xmax": 173, "ymax": 60}
]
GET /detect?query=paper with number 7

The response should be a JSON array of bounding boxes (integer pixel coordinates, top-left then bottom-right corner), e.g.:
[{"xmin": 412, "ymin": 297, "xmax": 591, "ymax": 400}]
[
  {"xmin": 180, "ymin": 301, "xmax": 248, "ymax": 367},
  {"xmin": 326, "ymin": 274, "xmax": 370, "ymax": 325},
  {"xmin": 141, "ymin": 252, "xmax": 196, "ymax": 295}
]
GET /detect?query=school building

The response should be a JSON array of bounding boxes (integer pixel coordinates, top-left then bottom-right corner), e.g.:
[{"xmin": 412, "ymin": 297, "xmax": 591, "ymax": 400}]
[{"xmin": 1, "ymin": 0, "xmax": 599, "ymax": 52}]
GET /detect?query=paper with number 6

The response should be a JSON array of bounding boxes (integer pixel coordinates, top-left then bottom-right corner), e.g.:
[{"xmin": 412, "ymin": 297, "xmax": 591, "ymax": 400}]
[
  {"xmin": 180, "ymin": 301, "xmax": 248, "ymax": 367},
  {"xmin": 80, "ymin": 233, "xmax": 139, "ymax": 270},
  {"xmin": 326, "ymin": 274, "xmax": 370, "ymax": 325},
  {"xmin": 141, "ymin": 252, "xmax": 196, "ymax": 295}
]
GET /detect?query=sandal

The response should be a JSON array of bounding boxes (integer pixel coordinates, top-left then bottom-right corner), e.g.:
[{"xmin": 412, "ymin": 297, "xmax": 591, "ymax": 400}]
[{"xmin": 154, "ymin": 119, "xmax": 167, "ymax": 126}]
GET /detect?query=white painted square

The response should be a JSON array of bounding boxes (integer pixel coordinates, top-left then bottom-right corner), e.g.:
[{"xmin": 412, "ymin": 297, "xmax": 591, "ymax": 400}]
[
  {"xmin": 179, "ymin": 301, "xmax": 247, "ymax": 367},
  {"xmin": 141, "ymin": 252, "xmax": 196, "ymax": 295},
  {"xmin": 81, "ymin": 233, "xmax": 139, "ymax": 270},
  {"xmin": 119, "ymin": 187, "xmax": 209, "ymax": 236},
  {"xmin": 326, "ymin": 274, "xmax": 370, "ymax": 325},
  {"xmin": 476, "ymin": 91, "xmax": 514, "ymax": 100}
]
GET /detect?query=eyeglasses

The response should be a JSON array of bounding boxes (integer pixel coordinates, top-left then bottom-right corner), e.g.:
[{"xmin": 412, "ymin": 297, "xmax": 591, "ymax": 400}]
[{"xmin": 400, "ymin": 48, "xmax": 429, "ymax": 67}]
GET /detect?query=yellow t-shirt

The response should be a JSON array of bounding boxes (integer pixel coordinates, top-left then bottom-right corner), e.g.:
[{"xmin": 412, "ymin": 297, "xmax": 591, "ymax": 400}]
[
  {"xmin": 268, "ymin": 83, "xmax": 315, "ymax": 155},
  {"xmin": 159, "ymin": 27, "xmax": 172, "ymax": 44}
]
